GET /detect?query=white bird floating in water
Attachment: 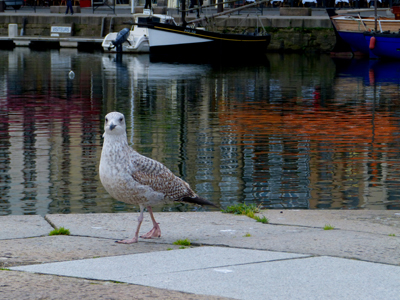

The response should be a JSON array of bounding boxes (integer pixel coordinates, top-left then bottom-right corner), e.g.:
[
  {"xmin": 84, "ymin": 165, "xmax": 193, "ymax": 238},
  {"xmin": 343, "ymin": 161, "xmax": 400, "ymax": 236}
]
[
  {"xmin": 99, "ymin": 111, "xmax": 217, "ymax": 244},
  {"xmin": 68, "ymin": 70, "xmax": 75, "ymax": 79}
]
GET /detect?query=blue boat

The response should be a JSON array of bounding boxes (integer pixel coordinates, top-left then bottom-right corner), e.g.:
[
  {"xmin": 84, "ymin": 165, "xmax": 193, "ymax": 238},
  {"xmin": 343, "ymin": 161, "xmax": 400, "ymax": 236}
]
[
  {"xmin": 328, "ymin": 8, "xmax": 400, "ymax": 57},
  {"xmin": 364, "ymin": 32, "xmax": 400, "ymax": 59},
  {"xmin": 340, "ymin": 31, "xmax": 371, "ymax": 55}
]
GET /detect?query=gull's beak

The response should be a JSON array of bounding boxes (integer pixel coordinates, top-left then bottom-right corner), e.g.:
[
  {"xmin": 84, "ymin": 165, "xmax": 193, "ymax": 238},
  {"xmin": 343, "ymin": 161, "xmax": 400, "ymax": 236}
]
[{"xmin": 109, "ymin": 123, "xmax": 116, "ymax": 131}]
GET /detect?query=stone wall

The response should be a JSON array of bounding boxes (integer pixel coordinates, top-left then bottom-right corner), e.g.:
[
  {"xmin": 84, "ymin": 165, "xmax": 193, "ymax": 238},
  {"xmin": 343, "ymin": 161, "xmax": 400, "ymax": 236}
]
[
  {"xmin": 0, "ymin": 15, "xmax": 133, "ymax": 37},
  {"xmin": 267, "ymin": 28, "xmax": 336, "ymax": 52}
]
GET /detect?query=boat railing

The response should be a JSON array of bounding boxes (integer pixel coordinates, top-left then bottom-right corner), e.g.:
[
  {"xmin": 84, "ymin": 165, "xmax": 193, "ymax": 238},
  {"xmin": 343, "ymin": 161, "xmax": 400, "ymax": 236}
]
[
  {"xmin": 352, "ymin": 15, "xmax": 368, "ymax": 31},
  {"xmin": 180, "ymin": 0, "xmax": 262, "ymax": 13},
  {"xmin": 351, "ymin": 16, "xmax": 382, "ymax": 32},
  {"xmin": 93, "ymin": 0, "xmax": 115, "ymax": 14},
  {"xmin": 186, "ymin": 0, "xmax": 269, "ymax": 25},
  {"xmin": 373, "ymin": 19, "xmax": 400, "ymax": 22},
  {"xmin": 360, "ymin": 17, "xmax": 400, "ymax": 33}
]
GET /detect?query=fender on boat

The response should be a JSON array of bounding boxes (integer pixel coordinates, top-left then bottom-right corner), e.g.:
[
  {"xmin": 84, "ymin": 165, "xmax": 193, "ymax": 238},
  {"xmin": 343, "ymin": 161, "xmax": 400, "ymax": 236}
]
[{"xmin": 369, "ymin": 36, "xmax": 376, "ymax": 50}]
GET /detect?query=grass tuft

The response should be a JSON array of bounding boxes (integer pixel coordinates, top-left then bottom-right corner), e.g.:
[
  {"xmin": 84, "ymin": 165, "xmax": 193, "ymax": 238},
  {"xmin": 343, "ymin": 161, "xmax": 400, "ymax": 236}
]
[
  {"xmin": 254, "ymin": 215, "xmax": 269, "ymax": 224},
  {"xmin": 244, "ymin": 233, "xmax": 252, "ymax": 237},
  {"xmin": 222, "ymin": 203, "xmax": 260, "ymax": 216},
  {"xmin": 388, "ymin": 234, "xmax": 396, "ymax": 237},
  {"xmin": 49, "ymin": 227, "xmax": 70, "ymax": 236},
  {"xmin": 222, "ymin": 203, "xmax": 268, "ymax": 224},
  {"xmin": 173, "ymin": 238, "xmax": 191, "ymax": 246},
  {"xmin": 323, "ymin": 224, "xmax": 335, "ymax": 230}
]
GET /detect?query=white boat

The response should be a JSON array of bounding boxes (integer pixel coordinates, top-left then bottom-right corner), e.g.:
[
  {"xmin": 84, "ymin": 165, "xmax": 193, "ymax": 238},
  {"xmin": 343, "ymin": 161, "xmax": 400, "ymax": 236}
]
[
  {"xmin": 102, "ymin": 11, "xmax": 177, "ymax": 53},
  {"xmin": 147, "ymin": 22, "xmax": 270, "ymax": 62},
  {"xmin": 146, "ymin": 1, "xmax": 271, "ymax": 63}
]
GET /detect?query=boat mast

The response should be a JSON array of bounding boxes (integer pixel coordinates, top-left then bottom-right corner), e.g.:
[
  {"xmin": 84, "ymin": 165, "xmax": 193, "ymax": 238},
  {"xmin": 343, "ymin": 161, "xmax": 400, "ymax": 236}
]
[
  {"xmin": 182, "ymin": 0, "xmax": 187, "ymax": 27},
  {"xmin": 374, "ymin": 0, "xmax": 377, "ymax": 32}
]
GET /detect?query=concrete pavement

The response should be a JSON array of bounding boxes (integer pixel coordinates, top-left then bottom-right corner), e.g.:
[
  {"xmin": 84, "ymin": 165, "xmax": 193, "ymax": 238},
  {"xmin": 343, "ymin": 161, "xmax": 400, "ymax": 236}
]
[{"xmin": 1, "ymin": 210, "xmax": 400, "ymax": 299}]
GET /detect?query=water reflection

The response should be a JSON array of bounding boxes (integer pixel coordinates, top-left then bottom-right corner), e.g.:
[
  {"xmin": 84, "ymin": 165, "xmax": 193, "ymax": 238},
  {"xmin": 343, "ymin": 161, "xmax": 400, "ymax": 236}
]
[{"xmin": 0, "ymin": 49, "xmax": 399, "ymax": 215}]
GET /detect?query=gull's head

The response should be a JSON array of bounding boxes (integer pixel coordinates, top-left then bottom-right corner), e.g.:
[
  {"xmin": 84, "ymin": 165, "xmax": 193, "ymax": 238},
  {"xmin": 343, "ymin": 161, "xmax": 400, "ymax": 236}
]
[{"xmin": 104, "ymin": 112, "xmax": 126, "ymax": 137}]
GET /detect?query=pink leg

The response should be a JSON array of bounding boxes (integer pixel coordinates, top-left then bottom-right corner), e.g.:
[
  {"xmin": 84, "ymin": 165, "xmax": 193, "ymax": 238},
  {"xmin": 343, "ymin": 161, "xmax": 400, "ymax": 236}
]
[
  {"xmin": 140, "ymin": 206, "xmax": 161, "ymax": 239},
  {"xmin": 116, "ymin": 206, "xmax": 145, "ymax": 244}
]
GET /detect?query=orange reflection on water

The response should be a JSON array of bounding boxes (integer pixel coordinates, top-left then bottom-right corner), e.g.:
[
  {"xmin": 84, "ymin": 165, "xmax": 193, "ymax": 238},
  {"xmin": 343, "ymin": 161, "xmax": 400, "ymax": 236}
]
[
  {"xmin": 219, "ymin": 101, "xmax": 398, "ymax": 147},
  {"xmin": 218, "ymin": 99, "xmax": 400, "ymax": 209}
]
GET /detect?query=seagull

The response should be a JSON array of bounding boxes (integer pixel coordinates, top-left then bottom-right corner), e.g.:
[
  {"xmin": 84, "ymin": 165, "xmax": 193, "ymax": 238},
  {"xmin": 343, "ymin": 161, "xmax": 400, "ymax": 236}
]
[{"xmin": 99, "ymin": 111, "xmax": 217, "ymax": 244}]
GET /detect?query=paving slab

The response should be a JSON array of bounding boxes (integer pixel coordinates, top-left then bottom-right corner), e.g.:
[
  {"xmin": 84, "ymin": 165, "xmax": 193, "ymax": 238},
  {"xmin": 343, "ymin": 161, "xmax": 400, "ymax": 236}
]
[
  {"xmin": 10, "ymin": 247, "xmax": 307, "ymax": 281},
  {"xmin": 45, "ymin": 212, "xmax": 400, "ymax": 265},
  {"xmin": 0, "ymin": 270, "xmax": 231, "ymax": 300},
  {"xmin": 0, "ymin": 235, "xmax": 182, "ymax": 268},
  {"xmin": 263, "ymin": 209, "xmax": 400, "ymax": 235},
  {"xmin": 128, "ymin": 256, "xmax": 400, "ymax": 300},
  {"xmin": 0, "ymin": 215, "xmax": 53, "ymax": 239},
  {"xmin": 11, "ymin": 247, "xmax": 400, "ymax": 300}
]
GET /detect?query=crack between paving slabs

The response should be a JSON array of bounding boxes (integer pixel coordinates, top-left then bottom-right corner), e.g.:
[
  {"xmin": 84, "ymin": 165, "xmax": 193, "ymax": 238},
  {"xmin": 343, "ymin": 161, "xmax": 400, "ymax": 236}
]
[
  {"xmin": 44, "ymin": 215, "xmax": 57, "ymax": 229},
  {"xmin": 119, "ymin": 255, "xmax": 315, "ymax": 278},
  {"xmin": 267, "ymin": 222, "xmax": 396, "ymax": 237}
]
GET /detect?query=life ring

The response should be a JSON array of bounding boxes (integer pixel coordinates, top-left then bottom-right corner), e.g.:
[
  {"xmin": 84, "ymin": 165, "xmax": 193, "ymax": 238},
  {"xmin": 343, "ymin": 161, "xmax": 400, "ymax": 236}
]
[{"xmin": 369, "ymin": 36, "xmax": 376, "ymax": 50}]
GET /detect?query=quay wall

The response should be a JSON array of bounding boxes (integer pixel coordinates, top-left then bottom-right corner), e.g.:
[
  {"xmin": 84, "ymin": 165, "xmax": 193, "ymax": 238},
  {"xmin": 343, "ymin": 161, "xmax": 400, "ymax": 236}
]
[{"xmin": 0, "ymin": 14, "xmax": 335, "ymax": 52}]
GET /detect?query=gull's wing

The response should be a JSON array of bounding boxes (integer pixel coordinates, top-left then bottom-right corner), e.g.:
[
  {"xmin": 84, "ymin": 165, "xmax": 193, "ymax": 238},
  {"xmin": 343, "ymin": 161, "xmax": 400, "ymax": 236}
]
[{"xmin": 130, "ymin": 154, "xmax": 195, "ymax": 200}]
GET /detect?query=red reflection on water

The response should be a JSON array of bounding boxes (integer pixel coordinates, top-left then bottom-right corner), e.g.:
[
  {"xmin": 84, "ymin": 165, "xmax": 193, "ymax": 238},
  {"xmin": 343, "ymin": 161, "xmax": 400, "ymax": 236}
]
[{"xmin": 0, "ymin": 81, "xmax": 103, "ymax": 215}]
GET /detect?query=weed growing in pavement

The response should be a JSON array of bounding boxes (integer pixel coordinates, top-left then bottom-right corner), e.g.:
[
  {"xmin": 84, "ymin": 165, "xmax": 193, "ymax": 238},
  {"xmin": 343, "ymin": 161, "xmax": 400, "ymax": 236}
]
[
  {"xmin": 254, "ymin": 215, "xmax": 269, "ymax": 224},
  {"xmin": 222, "ymin": 203, "xmax": 269, "ymax": 224},
  {"xmin": 323, "ymin": 224, "xmax": 335, "ymax": 230},
  {"xmin": 49, "ymin": 227, "xmax": 70, "ymax": 236},
  {"xmin": 173, "ymin": 238, "xmax": 191, "ymax": 246},
  {"xmin": 222, "ymin": 203, "xmax": 260, "ymax": 216}
]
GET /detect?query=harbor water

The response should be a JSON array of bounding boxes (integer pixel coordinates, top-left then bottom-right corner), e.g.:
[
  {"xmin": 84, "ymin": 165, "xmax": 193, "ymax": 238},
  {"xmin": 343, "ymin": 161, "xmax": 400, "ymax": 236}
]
[{"xmin": 1, "ymin": 48, "xmax": 400, "ymax": 215}]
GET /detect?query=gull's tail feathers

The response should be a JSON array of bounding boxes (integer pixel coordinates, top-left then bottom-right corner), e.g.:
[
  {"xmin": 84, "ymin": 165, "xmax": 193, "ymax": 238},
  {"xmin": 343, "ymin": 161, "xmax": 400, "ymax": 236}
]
[{"xmin": 178, "ymin": 196, "xmax": 219, "ymax": 208}]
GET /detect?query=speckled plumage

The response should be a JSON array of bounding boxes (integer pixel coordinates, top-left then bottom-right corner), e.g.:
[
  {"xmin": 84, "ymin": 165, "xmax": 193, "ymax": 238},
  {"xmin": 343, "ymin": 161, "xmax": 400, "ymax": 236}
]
[{"xmin": 99, "ymin": 111, "xmax": 215, "ymax": 244}]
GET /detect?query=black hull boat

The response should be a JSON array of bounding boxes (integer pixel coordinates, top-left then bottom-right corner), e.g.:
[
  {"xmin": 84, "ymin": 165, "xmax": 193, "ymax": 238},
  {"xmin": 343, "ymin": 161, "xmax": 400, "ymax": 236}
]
[{"xmin": 145, "ymin": 21, "xmax": 271, "ymax": 63}]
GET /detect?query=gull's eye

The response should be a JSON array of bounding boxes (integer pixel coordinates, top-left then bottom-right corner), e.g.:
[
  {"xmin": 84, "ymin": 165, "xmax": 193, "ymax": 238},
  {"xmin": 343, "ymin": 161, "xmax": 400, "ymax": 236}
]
[
  {"xmin": 105, "ymin": 118, "xmax": 108, "ymax": 123},
  {"xmin": 119, "ymin": 117, "xmax": 123, "ymax": 122}
]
